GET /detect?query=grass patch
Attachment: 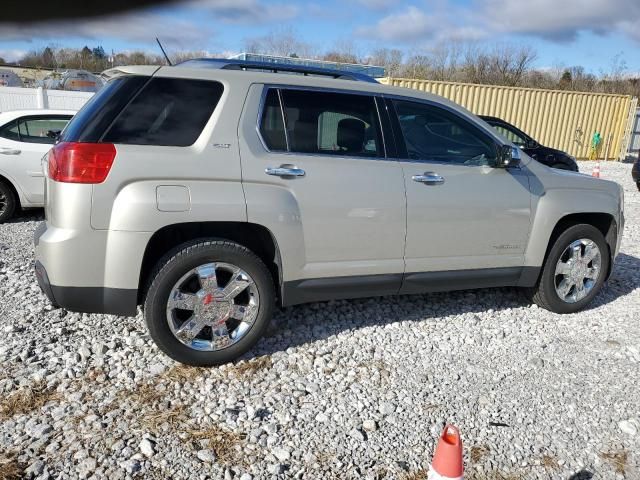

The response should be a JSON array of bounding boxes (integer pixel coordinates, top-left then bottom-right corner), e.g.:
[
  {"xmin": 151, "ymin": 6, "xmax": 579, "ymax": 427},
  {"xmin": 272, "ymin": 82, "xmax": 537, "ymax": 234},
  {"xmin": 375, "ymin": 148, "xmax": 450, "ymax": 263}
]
[
  {"xmin": 541, "ymin": 454, "xmax": 560, "ymax": 470},
  {"xmin": 401, "ymin": 470, "xmax": 428, "ymax": 480},
  {"xmin": 129, "ymin": 383, "xmax": 160, "ymax": 404},
  {"xmin": 0, "ymin": 381, "xmax": 60, "ymax": 419},
  {"xmin": 230, "ymin": 356, "xmax": 272, "ymax": 376},
  {"xmin": 187, "ymin": 425, "xmax": 244, "ymax": 464},
  {"xmin": 139, "ymin": 404, "xmax": 187, "ymax": 432},
  {"xmin": 163, "ymin": 365, "xmax": 206, "ymax": 383},
  {"xmin": 600, "ymin": 449, "xmax": 629, "ymax": 475},
  {"xmin": 0, "ymin": 454, "xmax": 24, "ymax": 480},
  {"xmin": 467, "ymin": 473, "xmax": 526, "ymax": 480},
  {"xmin": 470, "ymin": 444, "xmax": 490, "ymax": 463}
]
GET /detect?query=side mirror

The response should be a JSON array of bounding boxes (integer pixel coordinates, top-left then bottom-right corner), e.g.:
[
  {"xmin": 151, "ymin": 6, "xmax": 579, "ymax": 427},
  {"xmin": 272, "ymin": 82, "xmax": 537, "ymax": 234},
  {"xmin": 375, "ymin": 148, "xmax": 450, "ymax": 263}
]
[
  {"xmin": 525, "ymin": 139, "xmax": 538, "ymax": 149},
  {"xmin": 495, "ymin": 145, "xmax": 521, "ymax": 168}
]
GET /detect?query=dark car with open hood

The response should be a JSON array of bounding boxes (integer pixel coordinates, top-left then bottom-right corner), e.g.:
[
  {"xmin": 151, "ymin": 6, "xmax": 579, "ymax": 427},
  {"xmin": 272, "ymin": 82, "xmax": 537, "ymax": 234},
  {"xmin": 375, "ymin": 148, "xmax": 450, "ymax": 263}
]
[{"xmin": 481, "ymin": 116, "xmax": 578, "ymax": 172}]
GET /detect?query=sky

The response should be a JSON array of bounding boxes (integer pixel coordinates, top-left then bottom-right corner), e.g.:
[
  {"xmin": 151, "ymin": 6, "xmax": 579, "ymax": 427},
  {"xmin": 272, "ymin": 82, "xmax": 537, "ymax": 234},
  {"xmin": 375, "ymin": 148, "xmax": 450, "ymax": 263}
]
[{"xmin": 1, "ymin": 0, "xmax": 639, "ymax": 74}]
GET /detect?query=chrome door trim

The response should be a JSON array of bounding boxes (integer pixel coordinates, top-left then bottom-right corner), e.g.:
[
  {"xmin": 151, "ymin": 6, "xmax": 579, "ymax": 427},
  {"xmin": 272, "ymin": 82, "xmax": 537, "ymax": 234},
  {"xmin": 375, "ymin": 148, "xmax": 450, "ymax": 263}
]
[
  {"xmin": 412, "ymin": 172, "xmax": 445, "ymax": 185},
  {"xmin": 265, "ymin": 166, "xmax": 306, "ymax": 177}
]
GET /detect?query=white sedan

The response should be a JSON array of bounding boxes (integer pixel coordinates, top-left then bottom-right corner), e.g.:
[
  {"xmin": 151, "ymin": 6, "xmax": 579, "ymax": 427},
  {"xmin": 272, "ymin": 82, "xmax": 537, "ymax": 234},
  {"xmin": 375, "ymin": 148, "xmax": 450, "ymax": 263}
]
[{"xmin": 0, "ymin": 109, "xmax": 74, "ymax": 222}]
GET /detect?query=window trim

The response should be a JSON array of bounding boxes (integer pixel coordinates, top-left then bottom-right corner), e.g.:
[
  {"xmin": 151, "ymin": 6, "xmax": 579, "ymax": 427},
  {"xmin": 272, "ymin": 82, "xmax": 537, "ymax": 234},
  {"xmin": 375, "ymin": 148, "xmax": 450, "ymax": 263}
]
[
  {"xmin": 255, "ymin": 84, "xmax": 390, "ymax": 161},
  {"xmin": 0, "ymin": 115, "xmax": 72, "ymax": 144},
  {"xmin": 386, "ymin": 95, "xmax": 502, "ymax": 167}
]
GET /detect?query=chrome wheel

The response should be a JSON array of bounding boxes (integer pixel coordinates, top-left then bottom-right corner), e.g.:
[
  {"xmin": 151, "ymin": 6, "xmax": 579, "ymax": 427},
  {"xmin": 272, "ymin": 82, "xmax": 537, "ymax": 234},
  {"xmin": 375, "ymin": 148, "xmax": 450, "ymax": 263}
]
[
  {"xmin": 554, "ymin": 238, "xmax": 602, "ymax": 304},
  {"xmin": 166, "ymin": 262, "xmax": 260, "ymax": 351}
]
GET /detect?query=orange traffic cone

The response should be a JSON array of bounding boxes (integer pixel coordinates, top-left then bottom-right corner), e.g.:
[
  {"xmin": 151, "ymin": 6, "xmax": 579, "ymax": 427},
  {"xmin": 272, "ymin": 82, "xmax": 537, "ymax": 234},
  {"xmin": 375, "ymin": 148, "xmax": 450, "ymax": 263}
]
[
  {"xmin": 428, "ymin": 424, "xmax": 464, "ymax": 480},
  {"xmin": 592, "ymin": 161, "xmax": 601, "ymax": 178}
]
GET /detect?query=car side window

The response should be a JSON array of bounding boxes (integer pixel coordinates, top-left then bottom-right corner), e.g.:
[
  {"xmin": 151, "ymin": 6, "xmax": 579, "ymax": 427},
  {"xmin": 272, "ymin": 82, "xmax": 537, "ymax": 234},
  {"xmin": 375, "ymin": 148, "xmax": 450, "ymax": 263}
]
[
  {"xmin": 393, "ymin": 100, "xmax": 496, "ymax": 166},
  {"xmin": 0, "ymin": 120, "xmax": 20, "ymax": 142},
  {"xmin": 269, "ymin": 89, "xmax": 384, "ymax": 158},
  {"xmin": 0, "ymin": 117, "xmax": 71, "ymax": 144},
  {"xmin": 259, "ymin": 89, "xmax": 287, "ymax": 152},
  {"xmin": 490, "ymin": 123, "xmax": 527, "ymax": 147},
  {"xmin": 18, "ymin": 117, "xmax": 71, "ymax": 144}
]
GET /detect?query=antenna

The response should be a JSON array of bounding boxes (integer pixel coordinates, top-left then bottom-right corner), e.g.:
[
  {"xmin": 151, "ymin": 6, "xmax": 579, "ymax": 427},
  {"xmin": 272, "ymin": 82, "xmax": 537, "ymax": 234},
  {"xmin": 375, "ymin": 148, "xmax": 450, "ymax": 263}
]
[{"xmin": 156, "ymin": 37, "xmax": 172, "ymax": 66}]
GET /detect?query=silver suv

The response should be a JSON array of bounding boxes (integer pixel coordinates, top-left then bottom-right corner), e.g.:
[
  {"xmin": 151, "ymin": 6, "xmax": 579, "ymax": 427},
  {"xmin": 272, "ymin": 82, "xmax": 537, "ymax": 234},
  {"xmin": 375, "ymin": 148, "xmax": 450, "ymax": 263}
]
[{"xmin": 35, "ymin": 59, "xmax": 624, "ymax": 366}]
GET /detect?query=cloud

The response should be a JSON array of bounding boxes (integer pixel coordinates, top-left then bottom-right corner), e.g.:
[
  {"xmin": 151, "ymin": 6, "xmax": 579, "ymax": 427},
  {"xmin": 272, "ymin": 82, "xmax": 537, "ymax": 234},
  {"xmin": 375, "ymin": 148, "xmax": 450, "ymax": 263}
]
[
  {"xmin": 482, "ymin": 0, "xmax": 640, "ymax": 42},
  {"xmin": 0, "ymin": 49, "xmax": 28, "ymax": 62},
  {"xmin": 190, "ymin": 0, "xmax": 298, "ymax": 24},
  {"xmin": 351, "ymin": 0, "xmax": 398, "ymax": 10},
  {"xmin": 0, "ymin": 12, "xmax": 213, "ymax": 46},
  {"xmin": 357, "ymin": 6, "xmax": 439, "ymax": 42},
  {"xmin": 358, "ymin": 0, "xmax": 640, "ymax": 46},
  {"xmin": 0, "ymin": 0, "xmax": 298, "ymax": 46}
]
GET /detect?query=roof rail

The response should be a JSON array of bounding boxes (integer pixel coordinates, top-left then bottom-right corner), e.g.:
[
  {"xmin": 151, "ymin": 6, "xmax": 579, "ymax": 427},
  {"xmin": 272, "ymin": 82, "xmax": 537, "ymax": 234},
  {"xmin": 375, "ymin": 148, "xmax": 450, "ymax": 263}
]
[{"xmin": 176, "ymin": 58, "xmax": 379, "ymax": 83}]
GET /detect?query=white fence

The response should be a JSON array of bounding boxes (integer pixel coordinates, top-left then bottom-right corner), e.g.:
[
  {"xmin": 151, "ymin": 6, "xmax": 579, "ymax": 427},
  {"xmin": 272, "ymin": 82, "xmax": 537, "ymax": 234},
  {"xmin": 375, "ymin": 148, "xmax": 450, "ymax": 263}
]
[{"xmin": 0, "ymin": 87, "xmax": 93, "ymax": 112}]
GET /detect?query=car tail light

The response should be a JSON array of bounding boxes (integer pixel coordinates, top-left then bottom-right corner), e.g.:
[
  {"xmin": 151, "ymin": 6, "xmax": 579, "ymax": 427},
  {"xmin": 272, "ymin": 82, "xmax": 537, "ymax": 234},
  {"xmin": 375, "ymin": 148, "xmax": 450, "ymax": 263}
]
[{"xmin": 48, "ymin": 142, "xmax": 116, "ymax": 184}]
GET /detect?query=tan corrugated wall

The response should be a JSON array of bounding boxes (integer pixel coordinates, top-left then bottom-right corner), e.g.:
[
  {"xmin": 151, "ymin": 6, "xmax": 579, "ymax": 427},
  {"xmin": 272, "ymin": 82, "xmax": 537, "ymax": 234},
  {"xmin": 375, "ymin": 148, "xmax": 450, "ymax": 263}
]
[{"xmin": 381, "ymin": 77, "xmax": 637, "ymax": 160}]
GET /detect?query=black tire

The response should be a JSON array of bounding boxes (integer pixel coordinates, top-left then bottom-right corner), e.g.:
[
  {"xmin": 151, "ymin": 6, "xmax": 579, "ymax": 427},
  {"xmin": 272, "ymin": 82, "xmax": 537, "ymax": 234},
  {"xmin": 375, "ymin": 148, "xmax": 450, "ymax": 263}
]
[
  {"xmin": 0, "ymin": 181, "xmax": 17, "ymax": 224},
  {"xmin": 144, "ymin": 239, "xmax": 275, "ymax": 366},
  {"xmin": 526, "ymin": 224, "xmax": 609, "ymax": 313}
]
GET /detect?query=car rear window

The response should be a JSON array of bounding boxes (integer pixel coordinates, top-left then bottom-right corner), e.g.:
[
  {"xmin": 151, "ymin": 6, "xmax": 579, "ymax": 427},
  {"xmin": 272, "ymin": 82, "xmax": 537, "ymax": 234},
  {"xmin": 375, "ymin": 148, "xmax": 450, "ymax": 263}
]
[
  {"xmin": 60, "ymin": 75, "xmax": 148, "ymax": 143},
  {"xmin": 102, "ymin": 77, "xmax": 224, "ymax": 147}
]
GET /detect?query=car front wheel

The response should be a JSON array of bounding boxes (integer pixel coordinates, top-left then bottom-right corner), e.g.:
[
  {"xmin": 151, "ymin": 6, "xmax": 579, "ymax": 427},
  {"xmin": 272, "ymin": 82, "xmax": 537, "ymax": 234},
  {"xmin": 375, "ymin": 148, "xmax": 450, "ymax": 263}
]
[
  {"xmin": 527, "ymin": 224, "xmax": 609, "ymax": 313},
  {"xmin": 144, "ymin": 239, "xmax": 275, "ymax": 366}
]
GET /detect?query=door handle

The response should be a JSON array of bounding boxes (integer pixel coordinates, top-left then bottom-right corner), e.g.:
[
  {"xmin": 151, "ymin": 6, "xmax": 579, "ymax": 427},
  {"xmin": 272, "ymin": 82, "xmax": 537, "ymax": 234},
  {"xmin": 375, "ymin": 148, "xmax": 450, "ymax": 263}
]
[
  {"xmin": 265, "ymin": 166, "xmax": 306, "ymax": 178},
  {"xmin": 0, "ymin": 148, "xmax": 21, "ymax": 155},
  {"xmin": 412, "ymin": 172, "xmax": 445, "ymax": 185}
]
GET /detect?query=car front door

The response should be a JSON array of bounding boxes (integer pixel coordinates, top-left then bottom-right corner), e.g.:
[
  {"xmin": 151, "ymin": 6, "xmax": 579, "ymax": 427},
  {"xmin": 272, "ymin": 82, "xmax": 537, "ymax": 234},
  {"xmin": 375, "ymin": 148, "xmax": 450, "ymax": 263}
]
[
  {"xmin": 239, "ymin": 86, "xmax": 407, "ymax": 303},
  {"xmin": 0, "ymin": 115, "xmax": 71, "ymax": 204},
  {"xmin": 389, "ymin": 99, "xmax": 533, "ymax": 294}
]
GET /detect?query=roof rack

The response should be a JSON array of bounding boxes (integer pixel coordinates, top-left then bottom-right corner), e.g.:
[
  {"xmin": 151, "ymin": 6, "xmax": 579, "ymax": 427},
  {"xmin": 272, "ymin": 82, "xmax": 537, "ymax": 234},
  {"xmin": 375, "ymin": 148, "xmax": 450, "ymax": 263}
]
[{"xmin": 176, "ymin": 58, "xmax": 379, "ymax": 83}]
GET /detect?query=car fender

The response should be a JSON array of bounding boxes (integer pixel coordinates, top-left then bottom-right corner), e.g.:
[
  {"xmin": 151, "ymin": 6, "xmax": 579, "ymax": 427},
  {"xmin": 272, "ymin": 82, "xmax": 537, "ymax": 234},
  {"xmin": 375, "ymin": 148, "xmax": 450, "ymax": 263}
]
[{"xmin": 524, "ymin": 186, "xmax": 619, "ymax": 267}]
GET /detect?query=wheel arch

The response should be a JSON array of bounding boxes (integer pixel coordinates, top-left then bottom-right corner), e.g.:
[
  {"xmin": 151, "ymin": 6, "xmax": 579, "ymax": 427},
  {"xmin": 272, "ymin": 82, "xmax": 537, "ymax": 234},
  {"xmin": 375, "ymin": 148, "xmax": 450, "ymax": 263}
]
[
  {"xmin": 138, "ymin": 221, "xmax": 283, "ymax": 305},
  {"xmin": 0, "ymin": 172, "xmax": 22, "ymax": 208},
  {"xmin": 540, "ymin": 212, "xmax": 617, "ymax": 281}
]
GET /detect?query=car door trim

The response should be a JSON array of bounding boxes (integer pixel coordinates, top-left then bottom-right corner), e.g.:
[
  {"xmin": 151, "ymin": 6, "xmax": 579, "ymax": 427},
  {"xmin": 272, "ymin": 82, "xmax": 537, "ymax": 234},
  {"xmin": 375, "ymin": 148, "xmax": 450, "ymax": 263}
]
[{"xmin": 281, "ymin": 266, "xmax": 541, "ymax": 306}]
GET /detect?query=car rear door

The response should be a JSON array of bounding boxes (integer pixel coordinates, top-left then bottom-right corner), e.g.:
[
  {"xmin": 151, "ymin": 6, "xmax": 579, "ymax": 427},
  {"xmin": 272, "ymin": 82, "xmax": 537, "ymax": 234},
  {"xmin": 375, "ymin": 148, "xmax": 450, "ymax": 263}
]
[
  {"xmin": 388, "ymin": 98, "xmax": 533, "ymax": 293},
  {"xmin": 0, "ymin": 115, "xmax": 70, "ymax": 204},
  {"xmin": 239, "ymin": 85, "xmax": 406, "ymax": 303}
]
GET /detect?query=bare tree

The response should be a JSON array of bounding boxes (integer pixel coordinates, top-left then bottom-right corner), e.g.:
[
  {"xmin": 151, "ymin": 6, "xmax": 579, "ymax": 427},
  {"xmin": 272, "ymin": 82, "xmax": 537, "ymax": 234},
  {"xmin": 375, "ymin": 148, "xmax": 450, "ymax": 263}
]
[
  {"xmin": 243, "ymin": 27, "xmax": 315, "ymax": 58},
  {"xmin": 369, "ymin": 48, "xmax": 403, "ymax": 77},
  {"xmin": 489, "ymin": 44, "xmax": 537, "ymax": 86}
]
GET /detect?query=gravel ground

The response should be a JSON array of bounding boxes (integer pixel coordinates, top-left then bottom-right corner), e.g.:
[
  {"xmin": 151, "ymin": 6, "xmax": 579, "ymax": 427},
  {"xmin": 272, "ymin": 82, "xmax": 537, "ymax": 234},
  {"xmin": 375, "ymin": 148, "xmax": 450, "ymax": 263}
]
[{"xmin": 1, "ymin": 161, "xmax": 639, "ymax": 480}]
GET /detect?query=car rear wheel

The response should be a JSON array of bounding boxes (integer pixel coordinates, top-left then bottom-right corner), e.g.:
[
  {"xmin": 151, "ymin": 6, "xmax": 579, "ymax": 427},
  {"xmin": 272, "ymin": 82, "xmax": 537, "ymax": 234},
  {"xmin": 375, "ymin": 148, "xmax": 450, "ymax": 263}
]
[
  {"xmin": 0, "ymin": 181, "xmax": 17, "ymax": 224},
  {"xmin": 144, "ymin": 240, "xmax": 275, "ymax": 366},
  {"xmin": 527, "ymin": 224, "xmax": 609, "ymax": 313}
]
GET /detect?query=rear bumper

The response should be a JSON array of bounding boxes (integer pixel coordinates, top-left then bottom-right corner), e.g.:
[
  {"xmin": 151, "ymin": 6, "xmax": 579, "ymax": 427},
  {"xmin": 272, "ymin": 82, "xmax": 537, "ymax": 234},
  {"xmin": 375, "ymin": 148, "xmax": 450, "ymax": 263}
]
[
  {"xmin": 34, "ymin": 221, "xmax": 143, "ymax": 317},
  {"xmin": 35, "ymin": 260, "xmax": 137, "ymax": 316}
]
